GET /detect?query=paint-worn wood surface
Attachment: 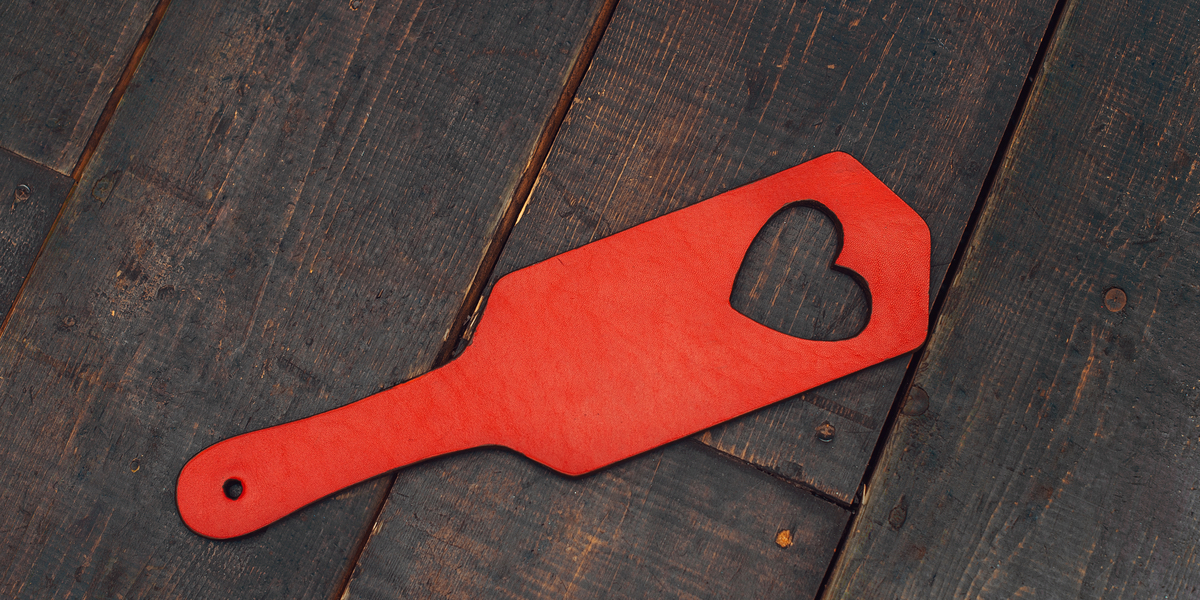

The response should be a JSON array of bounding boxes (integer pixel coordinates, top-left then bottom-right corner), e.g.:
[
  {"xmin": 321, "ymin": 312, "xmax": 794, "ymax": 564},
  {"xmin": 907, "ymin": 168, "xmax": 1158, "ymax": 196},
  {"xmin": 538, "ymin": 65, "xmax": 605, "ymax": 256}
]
[
  {"xmin": 0, "ymin": 149, "xmax": 72, "ymax": 314},
  {"xmin": 827, "ymin": 0, "xmax": 1200, "ymax": 597},
  {"xmin": 344, "ymin": 0, "xmax": 1057, "ymax": 597},
  {"xmin": 13, "ymin": 0, "xmax": 1200, "ymax": 598},
  {"xmin": 349, "ymin": 441, "xmax": 847, "ymax": 600},
  {"xmin": 488, "ymin": 0, "xmax": 1056, "ymax": 504},
  {"xmin": 0, "ymin": 0, "xmax": 605, "ymax": 597},
  {"xmin": 0, "ymin": 0, "xmax": 158, "ymax": 174}
]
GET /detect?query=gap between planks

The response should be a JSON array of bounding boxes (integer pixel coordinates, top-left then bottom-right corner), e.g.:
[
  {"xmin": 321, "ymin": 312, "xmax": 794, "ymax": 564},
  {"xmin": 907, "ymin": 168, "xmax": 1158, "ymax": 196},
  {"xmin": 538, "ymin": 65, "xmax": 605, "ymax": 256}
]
[
  {"xmin": 0, "ymin": 0, "xmax": 174, "ymax": 338},
  {"xmin": 331, "ymin": 1, "xmax": 622, "ymax": 598},
  {"xmin": 812, "ymin": 0, "xmax": 1075, "ymax": 597},
  {"xmin": 0, "ymin": 0, "xmax": 1069, "ymax": 595}
]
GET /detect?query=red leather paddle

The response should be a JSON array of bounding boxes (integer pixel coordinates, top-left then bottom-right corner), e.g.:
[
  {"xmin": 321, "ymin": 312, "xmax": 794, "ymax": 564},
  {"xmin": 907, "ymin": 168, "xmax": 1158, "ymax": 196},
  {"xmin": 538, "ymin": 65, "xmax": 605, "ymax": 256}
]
[{"xmin": 177, "ymin": 152, "xmax": 930, "ymax": 539}]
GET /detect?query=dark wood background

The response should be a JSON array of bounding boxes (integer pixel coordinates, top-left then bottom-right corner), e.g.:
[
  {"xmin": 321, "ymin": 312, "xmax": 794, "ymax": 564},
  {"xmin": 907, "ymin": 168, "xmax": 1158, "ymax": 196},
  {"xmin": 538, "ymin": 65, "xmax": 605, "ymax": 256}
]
[{"xmin": 1, "ymin": 0, "xmax": 1196, "ymax": 598}]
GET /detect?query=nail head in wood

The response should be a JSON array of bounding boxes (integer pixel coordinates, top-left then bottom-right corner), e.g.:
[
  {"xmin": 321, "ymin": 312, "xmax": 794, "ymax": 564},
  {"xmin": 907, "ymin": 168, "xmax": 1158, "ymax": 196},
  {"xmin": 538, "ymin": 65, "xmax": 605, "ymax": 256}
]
[
  {"xmin": 1104, "ymin": 286, "xmax": 1127, "ymax": 312},
  {"xmin": 816, "ymin": 421, "xmax": 836, "ymax": 443},
  {"xmin": 887, "ymin": 497, "xmax": 908, "ymax": 530},
  {"xmin": 901, "ymin": 385, "xmax": 929, "ymax": 416}
]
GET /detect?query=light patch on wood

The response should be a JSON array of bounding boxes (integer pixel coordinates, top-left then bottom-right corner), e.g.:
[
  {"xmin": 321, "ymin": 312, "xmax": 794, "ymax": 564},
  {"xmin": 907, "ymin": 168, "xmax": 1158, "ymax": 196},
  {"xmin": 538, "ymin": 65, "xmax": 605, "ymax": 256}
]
[{"xmin": 776, "ymin": 529, "xmax": 794, "ymax": 548}]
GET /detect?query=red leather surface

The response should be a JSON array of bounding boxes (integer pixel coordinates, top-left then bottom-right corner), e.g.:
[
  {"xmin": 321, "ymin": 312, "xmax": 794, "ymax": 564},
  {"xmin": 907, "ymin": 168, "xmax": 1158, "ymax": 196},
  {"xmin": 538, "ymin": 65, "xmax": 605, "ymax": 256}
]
[{"xmin": 177, "ymin": 152, "xmax": 930, "ymax": 539}]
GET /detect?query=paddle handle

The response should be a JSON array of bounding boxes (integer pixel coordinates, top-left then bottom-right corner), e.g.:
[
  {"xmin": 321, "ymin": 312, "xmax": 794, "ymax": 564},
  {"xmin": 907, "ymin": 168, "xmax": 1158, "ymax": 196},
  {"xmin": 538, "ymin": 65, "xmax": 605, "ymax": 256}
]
[{"xmin": 176, "ymin": 361, "xmax": 488, "ymax": 539}]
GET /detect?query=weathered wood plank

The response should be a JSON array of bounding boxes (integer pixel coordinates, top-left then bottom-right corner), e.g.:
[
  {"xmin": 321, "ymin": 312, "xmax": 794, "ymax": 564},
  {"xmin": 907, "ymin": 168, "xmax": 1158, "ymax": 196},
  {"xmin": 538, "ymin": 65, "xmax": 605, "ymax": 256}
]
[
  {"xmin": 827, "ymin": 0, "xmax": 1200, "ymax": 596},
  {"xmin": 349, "ymin": 440, "xmax": 848, "ymax": 600},
  {"xmin": 343, "ymin": 0, "xmax": 1057, "ymax": 596},
  {"xmin": 488, "ymin": 0, "xmax": 1058, "ymax": 504},
  {"xmin": 0, "ymin": 0, "xmax": 605, "ymax": 598},
  {"xmin": 0, "ymin": 0, "xmax": 159, "ymax": 174},
  {"xmin": 0, "ymin": 148, "xmax": 72, "ymax": 315}
]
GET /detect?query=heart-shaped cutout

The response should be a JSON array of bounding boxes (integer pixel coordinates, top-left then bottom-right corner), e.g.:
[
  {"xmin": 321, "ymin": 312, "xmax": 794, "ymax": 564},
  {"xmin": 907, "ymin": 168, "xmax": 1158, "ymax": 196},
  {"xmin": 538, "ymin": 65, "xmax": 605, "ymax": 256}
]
[{"xmin": 731, "ymin": 201, "xmax": 869, "ymax": 341}]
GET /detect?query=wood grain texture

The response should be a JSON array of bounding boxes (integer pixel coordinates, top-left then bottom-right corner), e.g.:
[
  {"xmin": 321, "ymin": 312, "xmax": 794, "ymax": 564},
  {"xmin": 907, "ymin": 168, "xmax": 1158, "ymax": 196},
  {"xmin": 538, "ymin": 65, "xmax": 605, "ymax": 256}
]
[
  {"xmin": 827, "ymin": 0, "xmax": 1200, "ymax": 596},
  {"xmin": 0, "ymin": 0, "xmax": 604, "ymax": 597},
  {"xmin": 348, "ymin": 440, "xmax": 847, "ymax": 600},
  {"xmin": 0, "ymin": 148, "xmax": 72, "ymax": 314},
  {"xmin": 0, "ymin": 0, "xmax": 158, "ymax": 173},
  {"xmin": 486, "ymin": 0, "xmax": 1058, "ymax": 504},
  {"xmin": 343, "ymin": 0, "xmax": 1054, "ymax": 596}
]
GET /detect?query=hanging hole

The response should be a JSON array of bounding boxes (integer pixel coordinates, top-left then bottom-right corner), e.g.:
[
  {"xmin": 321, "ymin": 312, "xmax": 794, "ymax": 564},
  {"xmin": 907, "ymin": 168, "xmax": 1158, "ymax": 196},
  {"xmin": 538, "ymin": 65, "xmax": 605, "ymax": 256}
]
[{"xmin": 223, "ymin": 478, "xmax": 244, "ymax": 500}]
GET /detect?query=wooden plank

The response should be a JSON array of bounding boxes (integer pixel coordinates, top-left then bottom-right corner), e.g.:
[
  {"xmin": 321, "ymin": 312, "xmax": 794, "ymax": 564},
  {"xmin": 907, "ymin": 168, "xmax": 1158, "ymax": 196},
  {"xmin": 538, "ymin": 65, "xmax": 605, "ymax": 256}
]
[
  {"xmin": 0, "ymin": 148, "xmax": 72, "ymax": 314},
  {"xmin": 486, "ymin": 0, "xmax": 1058, "ymax": 504},
  {"xmin": 0, "ymin": 0, "xmax": 605, "ymax": 598},
  {"xmin": 826, "ymin": 0, "xmax": 1200, "ymax": 597},
  {"xmin": 342, "ymin": 0, "xmax": 1058, "ymax": 596},
  {"xmin": 348, "ymin": 440, "xmax": 848, "ymax": 600},
  {"xmin": 0, "ymin": 0, "xmax": 158, "ymax": 173}
]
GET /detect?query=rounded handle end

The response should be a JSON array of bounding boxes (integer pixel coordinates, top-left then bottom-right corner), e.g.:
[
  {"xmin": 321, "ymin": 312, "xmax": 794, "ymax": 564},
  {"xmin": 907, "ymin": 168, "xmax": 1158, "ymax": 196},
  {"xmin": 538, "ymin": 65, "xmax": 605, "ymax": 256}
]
[{"xmin": 176, "ymin": 438, "xmax": 291, "ymax": 539}]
